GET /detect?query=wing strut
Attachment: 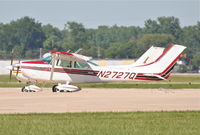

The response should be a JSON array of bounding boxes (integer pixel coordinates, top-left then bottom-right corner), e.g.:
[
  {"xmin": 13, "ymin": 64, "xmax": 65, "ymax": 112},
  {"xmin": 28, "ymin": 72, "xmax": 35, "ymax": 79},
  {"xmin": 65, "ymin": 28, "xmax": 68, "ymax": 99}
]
[{"xmin": 50, "ymin": 54, "xmax": 57, "ymax": 81}]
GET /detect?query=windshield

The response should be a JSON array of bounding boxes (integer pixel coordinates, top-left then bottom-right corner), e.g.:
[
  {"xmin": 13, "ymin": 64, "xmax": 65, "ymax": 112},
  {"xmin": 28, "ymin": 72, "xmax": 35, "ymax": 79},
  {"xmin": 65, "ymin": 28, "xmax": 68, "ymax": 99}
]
[{"xmin": 39, "ymin": 56, "xmax": 52, "ymax": 64}]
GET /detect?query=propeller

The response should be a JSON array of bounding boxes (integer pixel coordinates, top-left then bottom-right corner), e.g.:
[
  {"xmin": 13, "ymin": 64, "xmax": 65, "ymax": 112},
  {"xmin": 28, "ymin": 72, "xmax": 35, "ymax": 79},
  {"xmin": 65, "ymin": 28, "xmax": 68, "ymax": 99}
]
[
  {"xmin": 9, "ymin": 50, "xmax": 21, "ymax": 81},
  {"xmin": 16, "ymin": 62, "xmax": 20, "ymax": 77},
  {"xmin": 9, "ymin": 50, "xmax": 14, "ymax": 81}
]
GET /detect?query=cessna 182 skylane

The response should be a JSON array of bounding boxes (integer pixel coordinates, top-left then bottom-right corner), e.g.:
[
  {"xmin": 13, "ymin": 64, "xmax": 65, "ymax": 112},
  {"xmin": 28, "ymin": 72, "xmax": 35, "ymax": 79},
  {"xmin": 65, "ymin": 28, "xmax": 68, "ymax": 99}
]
[{"xmin": 7, "ymin": 44, "xmax": 186, "ymax": 92}]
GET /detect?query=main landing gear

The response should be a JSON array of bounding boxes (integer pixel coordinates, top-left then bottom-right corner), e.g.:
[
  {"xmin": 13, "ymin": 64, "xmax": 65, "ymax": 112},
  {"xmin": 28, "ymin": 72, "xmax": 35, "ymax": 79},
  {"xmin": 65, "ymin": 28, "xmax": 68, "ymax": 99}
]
[
  {"xmin": 52, "ymin": 84, "xmax": 81, "ymax": 92},
  {"xmin": 21, "ymin": 84, "xmax": 81, "ymax": 92}
]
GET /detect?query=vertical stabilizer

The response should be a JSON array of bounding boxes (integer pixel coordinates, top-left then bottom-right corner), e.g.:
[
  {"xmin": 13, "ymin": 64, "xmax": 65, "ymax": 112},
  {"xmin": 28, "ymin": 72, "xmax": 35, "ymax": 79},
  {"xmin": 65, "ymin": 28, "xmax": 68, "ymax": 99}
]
[{"xmin": 134, "ymin": 44, "xmax": 186, "ymax": 80}]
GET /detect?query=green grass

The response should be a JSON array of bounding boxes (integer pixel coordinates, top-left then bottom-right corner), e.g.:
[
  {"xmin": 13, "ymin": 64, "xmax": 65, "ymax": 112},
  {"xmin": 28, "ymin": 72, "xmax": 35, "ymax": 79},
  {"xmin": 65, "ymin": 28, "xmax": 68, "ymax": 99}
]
[
  {"xmin": 0, "ymin": 83, "xmax": 54, "ymax": 88},
  {"xmin": 0, "ymin": 111, "xmax": 199, "ymax": 135},
  {"xmin": 168, "ymin": 74, "xmax": 200, "ymax": 83},
  {"xmin": 1, "ymin": 82, "xmax": 200, "ymax": 89},
  {"xmin": 1, "ymin": 74, "xmax": 200, "ymax": 88},
  {"xmin": 78, "ymin": 83, "xmax": 200, "ymax": 89},
  {"xmin": 2, "ymin": 74, "xmax": 200, "ymax": 83},
  {"xmin": 0, "ymin": 75, "xmax": 18, "ymax": 82}
]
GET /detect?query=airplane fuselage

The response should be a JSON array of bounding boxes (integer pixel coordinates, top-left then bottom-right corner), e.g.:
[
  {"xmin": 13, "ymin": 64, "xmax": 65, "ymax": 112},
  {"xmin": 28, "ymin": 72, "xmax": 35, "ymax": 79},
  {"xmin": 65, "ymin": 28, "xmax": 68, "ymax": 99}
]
[
  {"xmin": 11, "ymin": 44, "xmax": 186, "ymax": 86},
  {"xmin": 19, "ymin": 62, "xmax": 169, "ymax": 84}
]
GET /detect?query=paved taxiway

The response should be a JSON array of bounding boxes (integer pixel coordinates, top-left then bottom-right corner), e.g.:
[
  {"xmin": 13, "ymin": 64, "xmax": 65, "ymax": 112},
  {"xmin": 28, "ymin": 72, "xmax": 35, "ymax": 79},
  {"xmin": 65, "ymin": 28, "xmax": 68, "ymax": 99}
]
[{"xmin": 0, "ymin": 88, "xmax": 199, "ymax": 113}]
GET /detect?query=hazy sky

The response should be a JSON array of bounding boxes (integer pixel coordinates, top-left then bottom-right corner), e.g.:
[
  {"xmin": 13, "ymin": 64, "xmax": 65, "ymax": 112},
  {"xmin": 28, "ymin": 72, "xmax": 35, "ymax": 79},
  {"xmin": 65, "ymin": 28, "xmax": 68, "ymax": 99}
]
[{"xmin": 0, "ymin": 0, "xmax": 199, "ymax": 29}]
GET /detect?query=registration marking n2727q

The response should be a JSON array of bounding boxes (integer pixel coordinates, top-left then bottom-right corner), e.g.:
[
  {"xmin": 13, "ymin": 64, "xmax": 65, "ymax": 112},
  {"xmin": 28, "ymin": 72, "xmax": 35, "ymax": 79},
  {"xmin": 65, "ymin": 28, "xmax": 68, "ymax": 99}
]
[{"xmin": 97, "ymin": 71, "xmax": 136, "ymax": 80}]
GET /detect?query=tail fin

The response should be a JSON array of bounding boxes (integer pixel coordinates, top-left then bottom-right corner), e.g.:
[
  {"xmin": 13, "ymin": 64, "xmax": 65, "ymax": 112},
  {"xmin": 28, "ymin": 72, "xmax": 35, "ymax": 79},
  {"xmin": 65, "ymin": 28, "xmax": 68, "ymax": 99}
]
[
  {"xmin": 132, "ymin": 46, "xmax": 164, "ymax": 67},
  {"xmin": 134, "ymin": 44, "xmax": 186, "ymax": 80}
]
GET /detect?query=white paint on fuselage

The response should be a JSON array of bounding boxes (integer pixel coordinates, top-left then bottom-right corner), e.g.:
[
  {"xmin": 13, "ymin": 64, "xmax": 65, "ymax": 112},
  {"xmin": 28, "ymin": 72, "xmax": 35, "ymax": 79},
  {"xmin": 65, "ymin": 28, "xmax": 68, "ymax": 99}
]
[
  {"xmin": 16, "ymin": 44, "xmax": 186, "ymax": 84},
  {"xmin": 20, "ymin": 63, "xmax": 136, "ymax": 83}
]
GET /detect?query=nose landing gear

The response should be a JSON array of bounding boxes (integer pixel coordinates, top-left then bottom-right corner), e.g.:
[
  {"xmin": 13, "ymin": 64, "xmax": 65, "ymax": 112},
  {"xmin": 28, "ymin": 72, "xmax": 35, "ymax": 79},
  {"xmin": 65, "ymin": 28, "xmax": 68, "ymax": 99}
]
[{"xmin": 21, "ymin": 85, "xmax": 42, "ymax": 92}]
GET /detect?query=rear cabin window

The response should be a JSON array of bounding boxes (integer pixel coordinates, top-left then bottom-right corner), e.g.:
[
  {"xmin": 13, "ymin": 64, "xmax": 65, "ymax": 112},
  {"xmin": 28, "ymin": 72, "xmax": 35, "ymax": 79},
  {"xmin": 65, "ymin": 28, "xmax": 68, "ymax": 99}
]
[
  {"xmin": 56, "ymin": 60, "xmax": 90, "ymax": 69},
  {"xmin": 74, "ymin": 61, "xmax": 89, "ymax": 69}
]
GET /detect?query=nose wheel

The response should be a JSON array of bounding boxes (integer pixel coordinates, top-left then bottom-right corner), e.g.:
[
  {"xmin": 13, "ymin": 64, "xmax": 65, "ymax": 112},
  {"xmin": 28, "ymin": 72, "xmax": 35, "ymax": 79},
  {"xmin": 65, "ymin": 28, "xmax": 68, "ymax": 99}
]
[{"xmin": 21, "ymin": 85, "xmax": 42, "ymax": 92}]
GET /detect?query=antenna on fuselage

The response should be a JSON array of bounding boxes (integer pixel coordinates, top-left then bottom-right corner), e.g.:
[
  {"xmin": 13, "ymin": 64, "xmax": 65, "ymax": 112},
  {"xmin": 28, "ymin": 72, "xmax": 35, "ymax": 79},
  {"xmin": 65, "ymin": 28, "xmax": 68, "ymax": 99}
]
[{"xmin": 74, "ymin": 48, "xmax": 82, "ymax": 54}]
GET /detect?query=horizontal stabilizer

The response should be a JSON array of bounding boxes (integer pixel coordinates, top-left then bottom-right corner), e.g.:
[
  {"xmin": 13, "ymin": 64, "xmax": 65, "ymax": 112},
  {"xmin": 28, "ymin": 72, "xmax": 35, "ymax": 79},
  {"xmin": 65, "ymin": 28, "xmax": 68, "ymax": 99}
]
[{"xmin": 132, "ymin": 46, "xmax": 164, "ymax": 67}]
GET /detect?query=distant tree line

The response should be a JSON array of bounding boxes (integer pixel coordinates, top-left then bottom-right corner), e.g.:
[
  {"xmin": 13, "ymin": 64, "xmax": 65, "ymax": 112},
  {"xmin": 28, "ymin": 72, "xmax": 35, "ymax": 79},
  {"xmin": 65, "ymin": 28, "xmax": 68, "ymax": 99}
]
[{"xmin": 0, "ymin": 16, "xmax": 199, "ymax": 71}]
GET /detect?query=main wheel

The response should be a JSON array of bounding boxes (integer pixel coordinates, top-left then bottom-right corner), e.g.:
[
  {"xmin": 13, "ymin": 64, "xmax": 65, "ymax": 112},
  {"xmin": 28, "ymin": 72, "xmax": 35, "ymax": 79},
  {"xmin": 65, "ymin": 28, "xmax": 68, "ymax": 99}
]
[{"xmin": 52, "ymin": 85, "xmax": 58, "ymax": 92}]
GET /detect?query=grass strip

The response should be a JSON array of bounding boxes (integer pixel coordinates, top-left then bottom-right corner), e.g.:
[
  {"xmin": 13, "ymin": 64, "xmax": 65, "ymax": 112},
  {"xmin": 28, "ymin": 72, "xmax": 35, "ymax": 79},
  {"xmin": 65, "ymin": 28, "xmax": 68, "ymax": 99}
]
[
  {"xmin": 1, "ymin": 75, "xmax": 200, "ymax": 89},
  {"xmin": 0, "ymin": 83, "xmax": 200, "ymax": 89},
  {"xmin": 0, "ymin": 111, "xmax": 199, "ymax": 135}
]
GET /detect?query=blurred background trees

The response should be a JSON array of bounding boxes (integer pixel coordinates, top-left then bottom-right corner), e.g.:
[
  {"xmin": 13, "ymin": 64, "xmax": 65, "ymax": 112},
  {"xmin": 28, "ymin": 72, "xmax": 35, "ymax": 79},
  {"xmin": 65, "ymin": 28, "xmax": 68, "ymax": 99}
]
[{"xmin": 0, "ymin": 16, "xmax": 199, "ymax": 71}]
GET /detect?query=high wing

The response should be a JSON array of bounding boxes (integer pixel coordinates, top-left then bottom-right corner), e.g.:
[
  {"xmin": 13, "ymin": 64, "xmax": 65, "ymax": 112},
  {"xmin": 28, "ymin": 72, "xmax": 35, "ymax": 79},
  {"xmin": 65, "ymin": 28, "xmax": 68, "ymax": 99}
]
[{"xmin": 50, "ymin": 50, "xmax": 92, "ymax": 62}]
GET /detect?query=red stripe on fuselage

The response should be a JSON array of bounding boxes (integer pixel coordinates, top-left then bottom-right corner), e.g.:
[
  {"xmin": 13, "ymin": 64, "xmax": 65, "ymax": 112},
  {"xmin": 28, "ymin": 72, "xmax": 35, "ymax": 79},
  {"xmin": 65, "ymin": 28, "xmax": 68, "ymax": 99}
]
[
  {"xmin": 134, "ymin": 77, "xmax": 162, "ymax": 81},
  {"xmin": 21, "ymin": 66, "xmax": 99, "ymax": 76},
  {"xmin": 22, "ymin": 61, "xmax": 48, "ymax": 64}
]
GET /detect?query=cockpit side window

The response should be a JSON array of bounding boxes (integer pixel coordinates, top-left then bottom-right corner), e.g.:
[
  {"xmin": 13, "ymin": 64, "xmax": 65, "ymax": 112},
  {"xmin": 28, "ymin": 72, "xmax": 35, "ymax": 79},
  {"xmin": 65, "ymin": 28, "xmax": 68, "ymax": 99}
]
[{"xmin": 57, "ymin": 59, "xmax": 72, "ymax": 68}]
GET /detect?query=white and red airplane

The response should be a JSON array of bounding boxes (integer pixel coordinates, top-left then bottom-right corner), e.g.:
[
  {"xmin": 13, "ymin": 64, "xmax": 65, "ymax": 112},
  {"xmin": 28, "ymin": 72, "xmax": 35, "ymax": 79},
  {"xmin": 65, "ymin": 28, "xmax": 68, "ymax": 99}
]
[{"xmin": 7, "ymin": 44, "xmax": 186, "ymax": 92}]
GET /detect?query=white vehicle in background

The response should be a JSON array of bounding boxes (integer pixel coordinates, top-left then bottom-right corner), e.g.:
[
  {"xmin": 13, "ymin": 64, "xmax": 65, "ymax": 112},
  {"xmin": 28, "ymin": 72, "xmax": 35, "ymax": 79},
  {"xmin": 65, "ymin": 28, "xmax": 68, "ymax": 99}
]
[{"xmin": 7, "ymin": 44, "xmax": 186, "ymax": 92}]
